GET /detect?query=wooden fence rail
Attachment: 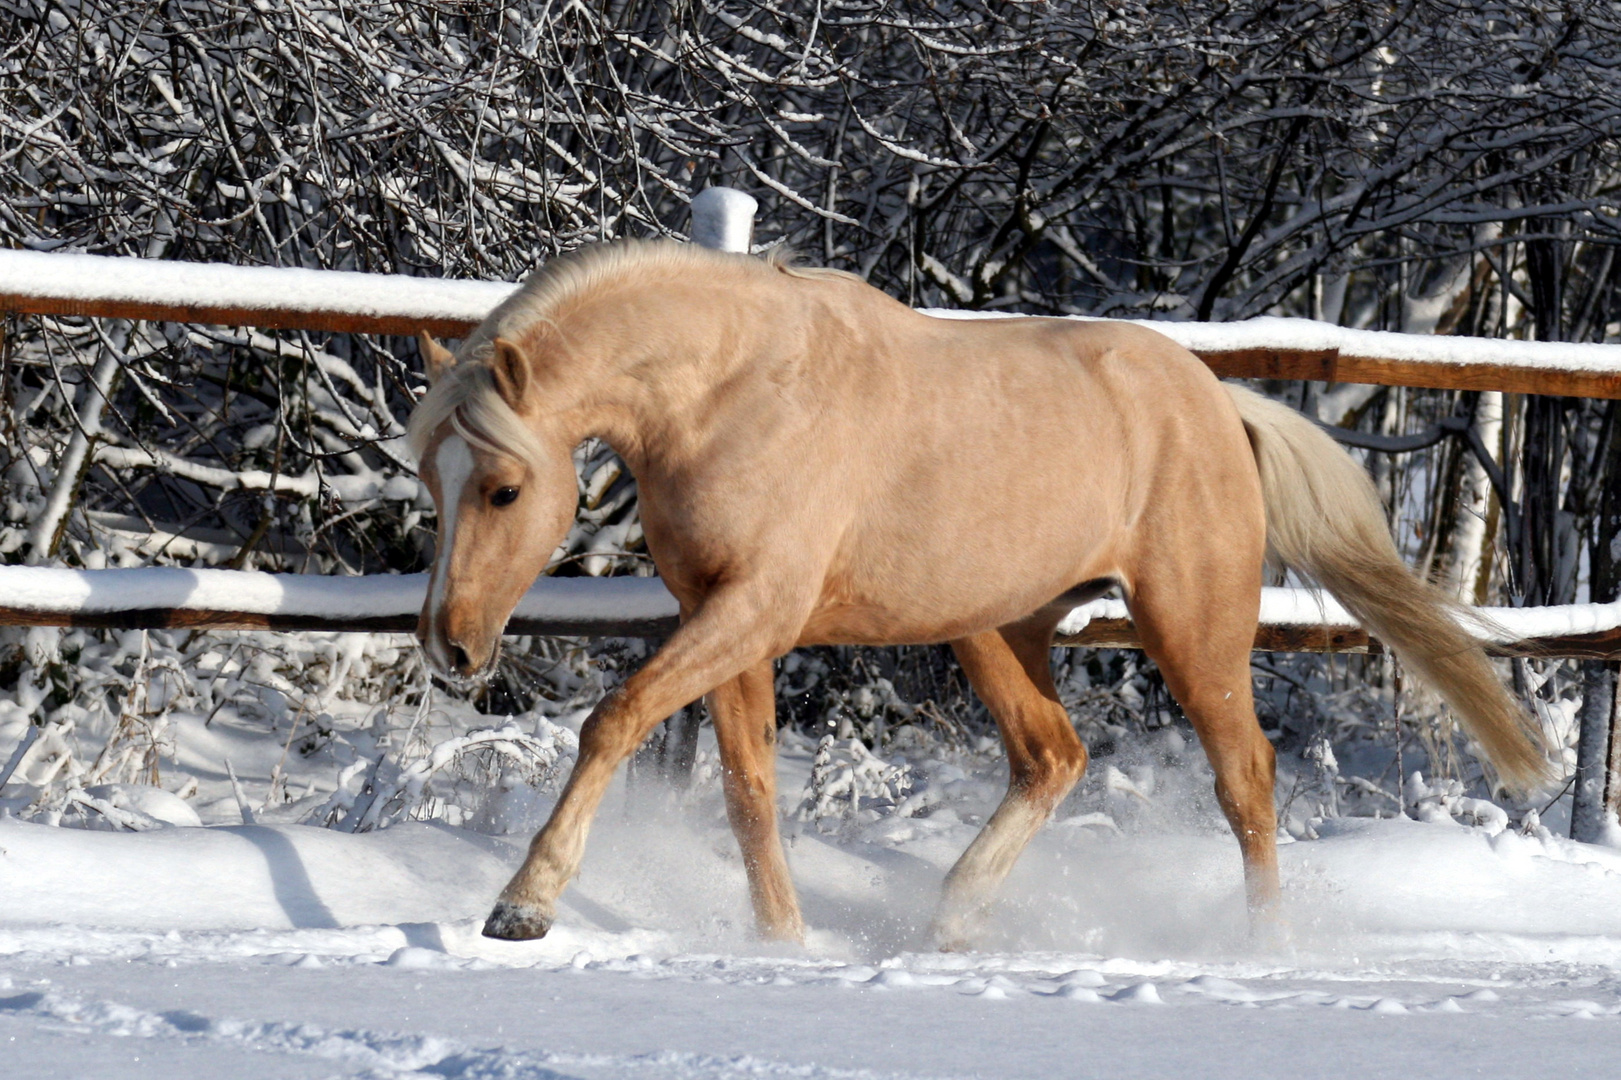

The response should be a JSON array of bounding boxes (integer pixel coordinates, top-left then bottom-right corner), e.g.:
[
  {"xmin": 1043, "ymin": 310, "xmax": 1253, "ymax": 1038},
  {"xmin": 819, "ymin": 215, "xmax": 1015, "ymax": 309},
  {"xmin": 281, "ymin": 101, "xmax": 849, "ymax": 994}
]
[
  {"xmin": 5, "ymin": 567, "xmax": 1621, "ymax": 660},
  {"xmin": 0, "ymin": 567, "xmax": 681, "ymax": 639},
  {"xmin": 6, "ymin": 248, "xmax": 1621, "ymax": 397},
  {"xmin": 1058, "ymin": 617, "xmax": 1621, "ymax": 661}
]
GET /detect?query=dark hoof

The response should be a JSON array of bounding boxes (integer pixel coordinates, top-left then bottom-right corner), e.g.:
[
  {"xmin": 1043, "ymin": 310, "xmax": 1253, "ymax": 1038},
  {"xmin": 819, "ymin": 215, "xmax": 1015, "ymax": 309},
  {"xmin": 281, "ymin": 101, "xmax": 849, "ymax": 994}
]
[{"xmin": 481, "ymin": 900, "xmax": 552, "ymax": 941}]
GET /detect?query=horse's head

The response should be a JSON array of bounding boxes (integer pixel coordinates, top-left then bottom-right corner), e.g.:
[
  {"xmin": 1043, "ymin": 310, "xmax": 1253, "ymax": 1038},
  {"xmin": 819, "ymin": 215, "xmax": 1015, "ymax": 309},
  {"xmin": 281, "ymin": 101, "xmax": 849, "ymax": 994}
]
[{"xmin": 410, "ymin": 332, "xmax": 577, "ymax": 683}]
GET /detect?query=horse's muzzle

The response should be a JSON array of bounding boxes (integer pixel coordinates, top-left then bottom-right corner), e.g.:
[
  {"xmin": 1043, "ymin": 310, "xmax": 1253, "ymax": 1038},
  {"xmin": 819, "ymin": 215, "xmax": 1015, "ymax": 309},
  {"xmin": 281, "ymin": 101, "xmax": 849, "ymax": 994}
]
[{"xmin": 417, "ymin": 621, "xmax": 499, "ymax": 686}]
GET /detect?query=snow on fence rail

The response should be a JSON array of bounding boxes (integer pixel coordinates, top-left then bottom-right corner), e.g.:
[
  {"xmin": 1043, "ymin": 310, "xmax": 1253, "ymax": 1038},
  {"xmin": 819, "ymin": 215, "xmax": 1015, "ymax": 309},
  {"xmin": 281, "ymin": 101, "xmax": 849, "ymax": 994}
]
[
  {"xmin": 0, "ymin": 566, "xmax": 680, "ymax": 639},
  {"xmin": 1057, "ymin": 589, "xmax": 1621, "ymax": 661},
  {"xmin": 5, "ymin": 247, "xmax": 1621, "ymax": 398},
  {"xmin": 0, "ymin": 248, "xmax": 513, "ymax": 339},
  {"xmin": 4, "ymin": 567, "xmax": 1620, "ymax": 660},
  {"xmin": 6, "ymin": 245, "xmax": 1621, "ymax": 657}
]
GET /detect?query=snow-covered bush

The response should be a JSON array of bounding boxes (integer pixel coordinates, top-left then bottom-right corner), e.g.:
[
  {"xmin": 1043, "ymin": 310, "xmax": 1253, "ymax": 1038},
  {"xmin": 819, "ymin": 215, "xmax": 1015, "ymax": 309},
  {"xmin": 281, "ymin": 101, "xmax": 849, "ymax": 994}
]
[
  {"xmin": 308, "ymin": 719, "xmax": 577, "ymax": 834},
  {"xmin": 794, "ymin": 734, "xmax": 914, "ymax": 834},
  {"xmin": 0, "ymin": 616, "xmax": 640, "ymax": 835}
]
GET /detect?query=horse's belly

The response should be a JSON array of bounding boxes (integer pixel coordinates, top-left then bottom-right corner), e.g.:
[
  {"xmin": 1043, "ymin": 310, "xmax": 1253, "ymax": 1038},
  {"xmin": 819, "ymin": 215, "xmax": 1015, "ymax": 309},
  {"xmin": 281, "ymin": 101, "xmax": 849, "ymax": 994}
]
[
  {"xmin": 796, "ymin": 606, "xmax": 996, "ymax": 647},
  {"xmin": 797, "ymin": 557, "xmax": 1098, "ymax": 646},
  {"xmin": 796, "ymin": 597, "xmax": 1055, "ymax": 646}
]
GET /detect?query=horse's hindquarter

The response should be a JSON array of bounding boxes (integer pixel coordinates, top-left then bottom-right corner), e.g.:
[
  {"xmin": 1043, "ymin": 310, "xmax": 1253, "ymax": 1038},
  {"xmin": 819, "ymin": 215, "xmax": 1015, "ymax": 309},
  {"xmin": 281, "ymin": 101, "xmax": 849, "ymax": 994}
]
[{"xmin": 803, "ymin": 315, "xmax": 1264, "ymax": 645}]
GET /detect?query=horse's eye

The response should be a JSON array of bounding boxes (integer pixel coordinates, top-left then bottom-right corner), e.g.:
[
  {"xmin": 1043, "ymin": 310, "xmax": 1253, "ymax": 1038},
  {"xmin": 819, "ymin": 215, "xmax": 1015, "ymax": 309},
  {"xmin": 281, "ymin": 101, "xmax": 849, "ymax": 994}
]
[{"xmin": 490, "ymin": 486, "xmax": 520, "ymax": 508}]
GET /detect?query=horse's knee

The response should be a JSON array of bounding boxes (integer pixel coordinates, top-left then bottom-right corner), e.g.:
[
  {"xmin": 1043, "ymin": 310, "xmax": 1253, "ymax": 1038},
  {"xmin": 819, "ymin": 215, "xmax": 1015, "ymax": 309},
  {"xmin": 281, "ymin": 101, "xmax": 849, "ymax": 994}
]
[{"xmin": 574, "ymin": 692, "xmax": 642, "ymax": 758}]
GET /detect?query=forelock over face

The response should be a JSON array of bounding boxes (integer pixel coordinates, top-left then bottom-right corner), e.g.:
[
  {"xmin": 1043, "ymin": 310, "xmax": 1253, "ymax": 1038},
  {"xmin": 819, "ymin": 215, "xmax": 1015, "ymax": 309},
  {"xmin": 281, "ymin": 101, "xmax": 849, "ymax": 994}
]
[{"xmin": 406, "ymin": 361, "xmax": 547, "ymax": 476}]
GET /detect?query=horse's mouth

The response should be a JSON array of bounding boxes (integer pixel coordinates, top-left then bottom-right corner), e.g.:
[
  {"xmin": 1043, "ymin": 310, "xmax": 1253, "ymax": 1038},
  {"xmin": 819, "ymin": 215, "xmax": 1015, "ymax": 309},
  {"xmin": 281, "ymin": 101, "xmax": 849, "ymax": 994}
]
[{"xmin": 420, "ymin": 642, "xmax": 502, "ymax": 691}]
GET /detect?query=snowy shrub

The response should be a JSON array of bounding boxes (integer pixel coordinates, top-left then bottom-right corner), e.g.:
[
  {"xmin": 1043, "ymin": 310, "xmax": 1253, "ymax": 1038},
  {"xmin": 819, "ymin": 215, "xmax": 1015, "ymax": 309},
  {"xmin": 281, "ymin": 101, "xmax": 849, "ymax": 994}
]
[
  {"xmin": 308, "ymin": 719, "xmax": 577, "ymax": 834},
  {"xmin": 794, "ymin": 734, "xmax": 915, "ymax": 834},
  {"xmin": 1402, "ymin": 771, "xmax": 1511, "ymax": 836}
]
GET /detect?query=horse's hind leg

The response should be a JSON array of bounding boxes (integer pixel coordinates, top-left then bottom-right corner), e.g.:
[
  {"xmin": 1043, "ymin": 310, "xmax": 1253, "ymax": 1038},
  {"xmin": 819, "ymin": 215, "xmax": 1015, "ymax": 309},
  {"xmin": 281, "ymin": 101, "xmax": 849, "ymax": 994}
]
[
  {"xmin": 709, "ymin": 660, "xmax": 804, "ymax": 942},
  {"xmin": 932, "ymin": 618, "xmax": 1087, "ymax": 950},
  {"xmin": 1128, "ymin": 571, "xmax": 1280, "ymax": 920}
]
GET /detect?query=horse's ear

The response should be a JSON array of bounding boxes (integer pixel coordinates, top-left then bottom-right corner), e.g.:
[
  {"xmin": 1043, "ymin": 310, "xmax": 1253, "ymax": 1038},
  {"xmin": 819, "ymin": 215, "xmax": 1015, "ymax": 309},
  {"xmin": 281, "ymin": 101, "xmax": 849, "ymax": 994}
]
[
  {"xmin": 489, "ymin": 337, "xmax": 531, "ymax": 412},
  {"xmin": 418, "ymin": 331, "xmax": 456, "ymax": 383}
]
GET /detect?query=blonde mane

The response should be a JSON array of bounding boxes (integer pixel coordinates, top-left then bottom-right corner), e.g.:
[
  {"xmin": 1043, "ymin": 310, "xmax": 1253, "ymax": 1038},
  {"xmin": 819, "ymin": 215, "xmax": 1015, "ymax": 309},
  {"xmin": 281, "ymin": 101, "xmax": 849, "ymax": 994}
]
[{"xmin": 407, "ymin": 240, "xmax": 859, "ymax": 468}]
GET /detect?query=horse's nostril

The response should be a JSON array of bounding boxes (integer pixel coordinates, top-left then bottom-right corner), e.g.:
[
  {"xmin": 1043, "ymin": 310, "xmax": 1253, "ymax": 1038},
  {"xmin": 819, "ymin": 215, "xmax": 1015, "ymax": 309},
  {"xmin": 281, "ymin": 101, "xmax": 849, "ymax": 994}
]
[{"xmin": 450, "ymin": 643, "xmax": 471, "ymax": 672}]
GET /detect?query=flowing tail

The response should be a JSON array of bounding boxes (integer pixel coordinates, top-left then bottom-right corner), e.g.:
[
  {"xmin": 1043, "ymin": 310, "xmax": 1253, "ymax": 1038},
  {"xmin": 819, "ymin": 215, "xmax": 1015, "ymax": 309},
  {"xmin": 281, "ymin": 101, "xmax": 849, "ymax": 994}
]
[{"xmin": 1225, "ymin": 385, "xmax": 1548, "ymax": 792}]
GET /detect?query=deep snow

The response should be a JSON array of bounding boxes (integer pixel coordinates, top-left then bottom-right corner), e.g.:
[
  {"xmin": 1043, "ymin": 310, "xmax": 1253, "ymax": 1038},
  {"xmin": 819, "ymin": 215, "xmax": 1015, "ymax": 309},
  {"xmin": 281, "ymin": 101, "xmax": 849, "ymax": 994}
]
[{"xmin": 6, "ymin": 728, "xmax": 1621, "ymax": 1079}]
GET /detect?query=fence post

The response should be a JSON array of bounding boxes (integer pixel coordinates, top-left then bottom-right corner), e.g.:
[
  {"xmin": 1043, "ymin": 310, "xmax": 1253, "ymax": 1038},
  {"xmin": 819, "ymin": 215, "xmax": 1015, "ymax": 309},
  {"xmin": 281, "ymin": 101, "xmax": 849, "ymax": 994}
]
[{"xmin": 690, "ymin": 187, "xmax": 757, "ymax": 254}]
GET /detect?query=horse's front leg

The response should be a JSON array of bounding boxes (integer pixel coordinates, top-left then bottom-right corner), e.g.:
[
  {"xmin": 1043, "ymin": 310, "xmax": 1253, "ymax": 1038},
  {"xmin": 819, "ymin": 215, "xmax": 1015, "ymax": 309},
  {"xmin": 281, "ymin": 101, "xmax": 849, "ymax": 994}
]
[{"xmin": 482, "ymin": 591, "xmax": 791, "ymax": 941}]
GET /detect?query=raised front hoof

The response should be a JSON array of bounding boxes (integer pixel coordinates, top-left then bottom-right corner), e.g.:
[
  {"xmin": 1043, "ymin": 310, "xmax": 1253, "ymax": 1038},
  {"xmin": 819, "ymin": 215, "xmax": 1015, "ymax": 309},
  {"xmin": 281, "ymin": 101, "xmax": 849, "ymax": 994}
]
[{"xmin": 481, "ymin": 900, "xmax": 553, "ymax": 941}]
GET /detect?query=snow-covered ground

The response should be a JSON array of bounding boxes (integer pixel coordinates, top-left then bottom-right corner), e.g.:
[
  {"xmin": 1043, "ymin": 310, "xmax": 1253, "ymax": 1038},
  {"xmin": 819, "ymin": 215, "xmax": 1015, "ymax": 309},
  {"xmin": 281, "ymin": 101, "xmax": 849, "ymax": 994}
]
[{"xmin": 5, "ymin": 706, "xmax": 1621, "ymax": 1080}]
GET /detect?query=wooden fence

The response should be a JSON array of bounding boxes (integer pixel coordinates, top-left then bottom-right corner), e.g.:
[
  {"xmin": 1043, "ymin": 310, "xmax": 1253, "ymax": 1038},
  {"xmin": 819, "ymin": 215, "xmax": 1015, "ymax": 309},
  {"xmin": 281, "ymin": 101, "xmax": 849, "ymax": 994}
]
[{"xmin": 4, "ymin": 245, "xmax": 1621, "ymax": 662}]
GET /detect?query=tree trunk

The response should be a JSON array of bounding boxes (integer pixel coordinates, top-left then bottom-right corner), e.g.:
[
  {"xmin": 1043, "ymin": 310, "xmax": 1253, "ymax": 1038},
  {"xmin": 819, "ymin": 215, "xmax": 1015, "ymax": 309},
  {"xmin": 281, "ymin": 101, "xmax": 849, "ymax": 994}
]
[
  {"xmin": 1444, "ymin": 391, "xmax": 1502, "ymax": 604},
  {"xmin": 24, "ymin": 326, "xmax": 127, "ymax": 564},
  {"xmin": 1573, "ymin": 401, "xmax": 1621, "ymax": 840},
  {"xmin": 1572, "ymin": 661, "xmax": 1616, "ymax": 843}
]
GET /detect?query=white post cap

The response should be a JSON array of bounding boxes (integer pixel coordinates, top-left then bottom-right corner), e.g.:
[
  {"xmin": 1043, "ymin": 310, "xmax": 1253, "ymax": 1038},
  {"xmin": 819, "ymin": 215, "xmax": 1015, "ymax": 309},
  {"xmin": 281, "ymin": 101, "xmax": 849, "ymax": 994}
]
[{"xmin": 689, "ymin": 187, "xmax": 757, "ymax": 253}]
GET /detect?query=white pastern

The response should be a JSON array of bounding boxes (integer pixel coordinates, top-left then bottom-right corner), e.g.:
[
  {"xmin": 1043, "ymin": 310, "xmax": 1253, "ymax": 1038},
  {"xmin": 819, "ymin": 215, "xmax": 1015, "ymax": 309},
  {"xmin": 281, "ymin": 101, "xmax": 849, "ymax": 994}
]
[{"xmin": 426, "ymin": 435, "xmax": 474, "ymax": 668}]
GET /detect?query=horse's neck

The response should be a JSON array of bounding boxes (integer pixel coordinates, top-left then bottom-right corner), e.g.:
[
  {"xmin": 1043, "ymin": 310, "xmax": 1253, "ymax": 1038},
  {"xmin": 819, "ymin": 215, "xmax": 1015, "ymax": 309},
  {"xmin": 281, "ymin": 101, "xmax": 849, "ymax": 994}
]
[{"xmin": 539, "ymin": 277, "xmax": 770, "ymax": 475}]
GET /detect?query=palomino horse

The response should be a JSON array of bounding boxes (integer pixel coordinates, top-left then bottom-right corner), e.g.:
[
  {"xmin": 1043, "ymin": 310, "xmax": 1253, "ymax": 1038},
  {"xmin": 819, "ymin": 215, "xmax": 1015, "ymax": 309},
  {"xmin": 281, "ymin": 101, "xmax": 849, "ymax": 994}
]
[{"xmin": 410, "ymin": 240, "xmax": 1544, "ymax": 947}]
